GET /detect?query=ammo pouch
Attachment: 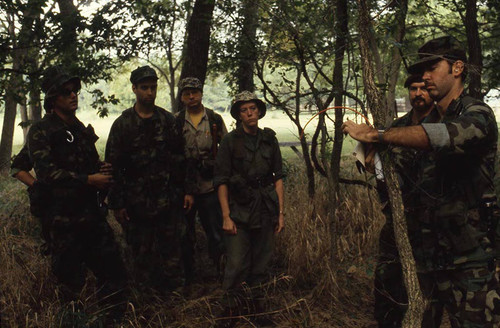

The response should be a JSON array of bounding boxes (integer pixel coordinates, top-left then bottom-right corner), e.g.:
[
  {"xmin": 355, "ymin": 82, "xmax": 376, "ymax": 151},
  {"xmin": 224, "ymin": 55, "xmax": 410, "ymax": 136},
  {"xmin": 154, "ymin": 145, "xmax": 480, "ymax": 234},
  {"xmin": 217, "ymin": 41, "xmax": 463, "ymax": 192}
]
[
  {"xmin": 28, "ymin": 181, "xmax": 52, "ymax": 217},
  {"xmin": 435, "ymin": 202, "xmax": 479, "ymax": 254},
  {"xmin": 229, "ymin": 174, "xmax": 253, "ymax": 205}
]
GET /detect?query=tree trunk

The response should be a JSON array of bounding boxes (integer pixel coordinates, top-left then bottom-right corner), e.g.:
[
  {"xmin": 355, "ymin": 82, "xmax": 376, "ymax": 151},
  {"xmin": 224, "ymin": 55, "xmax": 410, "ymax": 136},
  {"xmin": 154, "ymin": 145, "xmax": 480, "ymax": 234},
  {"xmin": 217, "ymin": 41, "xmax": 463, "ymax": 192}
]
[
  {"xmin": 356, "ymin": 0, "xmax": 426, "ymax": 326},
  {"xmin": 19, "ymin": 97, "xmax": 29, "ymax": 142},
  {"xmin": 465, "ymin": 0, "xmax": 483, "ymax": 99},
  {"xmin": 179, "ymin": 0, "xmax": 215, "ymax": 84},
  {"xmin": 56, "ymin": 0, "xmax": 79, "ymax": 68},
  {"xmin": 385, "ymin": 0, "xmax": 408, "ymax": 124},
  {"xmin": 29, "ymin": 81, "xmax": 42, "ymax": 122},
  {"xmin": 177, "ymin": 0, "xmax": 215, "ymax": 111},
  {"xmin": 296, "ymin": 68, "xmax": 315, "ymax": 198},
  {"xmin": 236, "ymin": 0, "xmax": 259, "ymax": 92},
  {"xmin": 330, "ymin": 0, "xmax": 348, "ymax": 199}
]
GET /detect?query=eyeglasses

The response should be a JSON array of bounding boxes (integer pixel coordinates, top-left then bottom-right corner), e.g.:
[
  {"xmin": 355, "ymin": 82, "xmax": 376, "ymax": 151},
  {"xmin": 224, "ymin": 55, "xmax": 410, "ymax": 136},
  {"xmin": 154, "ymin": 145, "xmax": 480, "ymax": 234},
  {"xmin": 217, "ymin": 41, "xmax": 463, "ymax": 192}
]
[{"xmin": 59, "ymin": 88, "xmax": 80, "ymax": 97}]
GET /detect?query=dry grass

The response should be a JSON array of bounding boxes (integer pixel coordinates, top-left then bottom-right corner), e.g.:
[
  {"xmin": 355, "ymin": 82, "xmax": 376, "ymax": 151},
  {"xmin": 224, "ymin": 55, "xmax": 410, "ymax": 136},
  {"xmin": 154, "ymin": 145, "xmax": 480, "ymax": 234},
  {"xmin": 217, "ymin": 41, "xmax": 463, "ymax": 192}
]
[{"xmin": 0, "ymin": 160, "xmax": 384, "ymax": 327}]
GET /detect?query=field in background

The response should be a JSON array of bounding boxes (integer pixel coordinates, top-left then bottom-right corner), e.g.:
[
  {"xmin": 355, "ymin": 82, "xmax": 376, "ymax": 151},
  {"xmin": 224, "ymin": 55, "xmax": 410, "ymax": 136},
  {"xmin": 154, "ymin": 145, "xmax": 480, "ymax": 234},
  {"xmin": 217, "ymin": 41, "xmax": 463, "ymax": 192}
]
[{"xmin": 6, "ymin": 109, "xmax": 366, "ymax": 160}]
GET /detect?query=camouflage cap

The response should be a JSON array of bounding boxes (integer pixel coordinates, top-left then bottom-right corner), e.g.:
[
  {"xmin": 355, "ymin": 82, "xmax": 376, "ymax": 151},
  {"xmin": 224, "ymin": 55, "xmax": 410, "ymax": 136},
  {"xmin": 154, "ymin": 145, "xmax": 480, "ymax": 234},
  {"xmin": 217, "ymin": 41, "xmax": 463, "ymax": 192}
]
[
  {"xmin": 230, "ymin": 91, "xmax": 266, "ymax": 120},
  {"xmin": 408, "ymin": 36, "xmax": 467, "ymax": 74},
  {"xmin": 404, "ymin": 74, "xmax": 424, "ymax": 88},
  {"xmin": 41, "ymin": 65, "xmax": 81, "ymax": 111},
  {"xmin": 130, "ymin": 65, "xmax": 158, "ymax": 84},
  {"xmin": 178, "ymin": 77, "xmax": 203, "ymax": 92}
]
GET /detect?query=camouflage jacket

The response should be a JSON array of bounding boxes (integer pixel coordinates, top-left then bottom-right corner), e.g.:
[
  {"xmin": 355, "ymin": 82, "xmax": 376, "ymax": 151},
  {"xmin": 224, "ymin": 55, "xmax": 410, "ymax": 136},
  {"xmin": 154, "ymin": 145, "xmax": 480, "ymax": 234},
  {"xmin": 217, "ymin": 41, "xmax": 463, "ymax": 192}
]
[
  {"xmin": 27, "ymin": 113, "xmax": 102, "ymax": 215},
  {"xmin": 406, "ymin": 93, "xmax": 498, "ymax": 271},
  {"xmin": 214, "ymin": 127, "xmax": 283, "ymax": 229},
  {"xmin": 10, "ymin": 143, "xmax": 32, "ymax": 177},
  {"xmin": 105, "ymin": 105, "xmax": 195, "ymax": 217},
  {"xmin": 176, "ymin": 107, "xmax": 227, "ymax": 194},
  {"xmin": 384, "ymin": 107, "xmax": 441, "ymax": 207}
]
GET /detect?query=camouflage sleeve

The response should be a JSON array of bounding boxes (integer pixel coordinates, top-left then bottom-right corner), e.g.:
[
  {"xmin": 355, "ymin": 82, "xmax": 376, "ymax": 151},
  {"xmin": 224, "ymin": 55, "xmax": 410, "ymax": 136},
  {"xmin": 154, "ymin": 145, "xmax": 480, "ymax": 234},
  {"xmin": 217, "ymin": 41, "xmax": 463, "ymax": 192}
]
[
  {"xmin": 272, "ymin": 136, "xmax": 284, "ymax": 180},
  {"xmin": 10, "ymin": 143, "xmax": 32, "ymax": 177},
  {"xmin": 27, "ymin": 124, "xmax": 88, "ymax": 184},
  {"xmin": 421, "ymin": 104, "xmax": 497, "ymax": 154},
  {"xmin": 213, "ymin": 135, "xmax": 232, "ymax": 188},
  {"xmin": 105, "ymin": 119, "xmax": 126, "ymax": 209}
]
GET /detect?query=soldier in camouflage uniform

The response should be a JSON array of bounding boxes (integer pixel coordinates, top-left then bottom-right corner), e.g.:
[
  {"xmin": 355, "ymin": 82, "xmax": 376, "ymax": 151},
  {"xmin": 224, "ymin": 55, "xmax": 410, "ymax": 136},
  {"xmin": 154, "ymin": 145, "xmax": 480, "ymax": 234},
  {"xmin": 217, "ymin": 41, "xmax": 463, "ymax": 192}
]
[
  {"xmin": 105, "ymin": 66, "xmax": 195, "ymax": 293},
  {"xmin": 343, "ymin": 36, "xmax": 500, "ymax": 327},
  {"xmin": 214, "ymin": 91, "xmax": 284, "ymax": 326},
  {"xmin": 373, "ymin": 75, "xmax": 443, "ymax": 327},
  {"xmin": 26, "ymin": 66, "xmax": 127, "ymax": 310},
  {"xmin": 176, "ymin": 77, "xmax": 228, "ymax": 286}
]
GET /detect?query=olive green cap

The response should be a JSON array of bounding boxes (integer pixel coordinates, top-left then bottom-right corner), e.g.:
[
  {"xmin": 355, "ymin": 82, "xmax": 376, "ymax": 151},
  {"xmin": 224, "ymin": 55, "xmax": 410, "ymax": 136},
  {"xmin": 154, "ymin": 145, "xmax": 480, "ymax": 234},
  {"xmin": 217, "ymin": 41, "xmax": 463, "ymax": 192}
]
[
  {"xmin": 408, "ymin": 36, "xmax": 467, "ymax": 75},
  {"xmin": 130, "ymin": 65, "xmax": 158, "ymax": 84}
]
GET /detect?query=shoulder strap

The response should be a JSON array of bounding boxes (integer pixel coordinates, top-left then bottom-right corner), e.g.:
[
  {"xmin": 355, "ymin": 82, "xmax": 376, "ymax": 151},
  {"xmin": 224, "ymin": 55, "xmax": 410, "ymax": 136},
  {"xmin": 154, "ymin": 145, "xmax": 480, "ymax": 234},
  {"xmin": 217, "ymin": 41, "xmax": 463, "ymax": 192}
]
[{"xmin": 206, "ymin": 108, "xmax": 223, "ymax": 142}]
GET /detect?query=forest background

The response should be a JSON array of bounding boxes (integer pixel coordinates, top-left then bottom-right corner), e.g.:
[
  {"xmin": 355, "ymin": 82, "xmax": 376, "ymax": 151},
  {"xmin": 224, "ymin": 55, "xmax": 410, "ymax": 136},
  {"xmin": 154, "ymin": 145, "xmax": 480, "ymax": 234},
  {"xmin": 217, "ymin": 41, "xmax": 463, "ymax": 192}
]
[{"xmin": 0, "ymin": 0, "xmax": 499, "ymax": 327}]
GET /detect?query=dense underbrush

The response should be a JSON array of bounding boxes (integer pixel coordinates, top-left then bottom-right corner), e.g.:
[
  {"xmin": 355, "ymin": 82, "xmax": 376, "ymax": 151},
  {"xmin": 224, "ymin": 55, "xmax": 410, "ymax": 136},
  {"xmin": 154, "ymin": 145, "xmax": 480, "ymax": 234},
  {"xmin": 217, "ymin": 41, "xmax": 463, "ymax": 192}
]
[{"xmin": 0, "ymin": 160, "xmax": 383, "ymax": 327}]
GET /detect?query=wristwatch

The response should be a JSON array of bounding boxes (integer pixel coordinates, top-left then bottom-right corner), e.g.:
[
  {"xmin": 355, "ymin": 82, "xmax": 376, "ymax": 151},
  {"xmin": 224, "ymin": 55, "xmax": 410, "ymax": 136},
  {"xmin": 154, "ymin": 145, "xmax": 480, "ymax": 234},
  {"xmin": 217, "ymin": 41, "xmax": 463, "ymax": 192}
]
[{"xmin": 377, "ymin": 129, "xmax": 385, "ymax": 143}]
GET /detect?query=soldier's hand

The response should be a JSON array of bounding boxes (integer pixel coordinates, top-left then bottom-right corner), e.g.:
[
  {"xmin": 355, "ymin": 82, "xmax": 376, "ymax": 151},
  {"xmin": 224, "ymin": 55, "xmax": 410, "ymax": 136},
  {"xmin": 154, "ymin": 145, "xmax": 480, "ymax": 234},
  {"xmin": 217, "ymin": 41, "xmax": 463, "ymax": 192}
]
[
  {"xmin": 88, "ymin": 173, "xmax": 113, "ymax": 189},
  {"xmin": 341, "ymin": 120, "xmax": 378, "ymax": 143},
  {"xmin": 114, "ymin": 208, "xmax": 129, "ymax": 226},
  {"xmin": 223, "ymin": 216, "xmax": 237, "ymax": 235},
  {"xmin": 275, "ymin": 213, "xmax": 285, "ymax": 235},
  {"xmin": 184, "ymin": 194, "xmax": 194, "ymax": 212},
  {"xmin": 99, "ymin": 162, "xmax": 113, "ymax": 176}
]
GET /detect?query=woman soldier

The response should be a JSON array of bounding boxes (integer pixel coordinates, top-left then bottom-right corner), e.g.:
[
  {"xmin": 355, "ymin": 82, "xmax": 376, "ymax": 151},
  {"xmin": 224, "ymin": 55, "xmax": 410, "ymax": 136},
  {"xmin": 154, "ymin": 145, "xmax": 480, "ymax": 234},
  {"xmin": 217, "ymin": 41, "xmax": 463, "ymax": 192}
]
[{"xmin": 214, "ymin": 91, "xmax": 285, "ymax": 326}]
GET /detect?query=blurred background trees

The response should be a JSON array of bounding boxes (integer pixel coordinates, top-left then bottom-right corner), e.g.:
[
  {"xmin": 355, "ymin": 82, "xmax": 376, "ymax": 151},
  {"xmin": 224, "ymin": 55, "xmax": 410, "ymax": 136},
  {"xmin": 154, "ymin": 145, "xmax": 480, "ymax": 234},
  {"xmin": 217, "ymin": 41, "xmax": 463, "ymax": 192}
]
[{"xmin": 0, "ymin": 0, "xmax": 498, "ymax": 177}]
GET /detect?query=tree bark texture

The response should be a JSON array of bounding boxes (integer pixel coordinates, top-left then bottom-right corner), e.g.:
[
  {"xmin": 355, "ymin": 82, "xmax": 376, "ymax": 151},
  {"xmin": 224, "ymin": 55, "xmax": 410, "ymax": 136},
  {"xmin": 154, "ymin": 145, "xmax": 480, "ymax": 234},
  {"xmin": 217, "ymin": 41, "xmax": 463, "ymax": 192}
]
[
  {"xmin": 465, "ymin": 0, "xmax": 483, "ymax": 100},
  {"xmin": 236, "ymin": 0, "xmax": 259, "ymax": 92},
  {"xmin": 56, "ymin": 0, "xmax": 79, "ymax": 68},
  {"xmin": 0, "ymin": 1, "xmax": 44, "ymax": 171},
  {"xmin": 179, "ymin": 0, "xmax": 215, "ymax": 84},
  {"xmin": 356, "ymin": 0, "xmax": 426, "ymax": 326},
  {"xmin": 0, "ymin": 55, "xmax": 21, "ymax": 173},
  {"xmin": 385, "ymin": 0, "xmax": 408, "ymax": 125},
  {"xmin": 330, "ymin": 0, "xmax": 348, "ymax": 198}
]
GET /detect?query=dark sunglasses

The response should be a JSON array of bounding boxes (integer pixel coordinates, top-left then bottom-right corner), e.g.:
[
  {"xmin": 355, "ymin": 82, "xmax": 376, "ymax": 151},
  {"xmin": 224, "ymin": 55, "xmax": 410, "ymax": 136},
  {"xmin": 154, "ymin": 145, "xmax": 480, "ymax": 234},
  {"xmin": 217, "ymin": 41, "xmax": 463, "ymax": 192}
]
[{"xmin": 59, "ymin": 88, "xmax": 80, "ymax": 97}]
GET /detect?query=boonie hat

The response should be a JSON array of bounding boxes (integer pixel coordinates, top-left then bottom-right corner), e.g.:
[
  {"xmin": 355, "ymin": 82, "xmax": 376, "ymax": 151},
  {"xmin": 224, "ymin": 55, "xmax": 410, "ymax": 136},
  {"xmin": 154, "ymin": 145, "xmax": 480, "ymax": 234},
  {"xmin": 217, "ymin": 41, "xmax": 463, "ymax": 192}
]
[
  {"xmin": 230, "ymin": 91, "xmax": 267, "ymax": 120},
  {"xmin": 130, "ymin": 65, "xmax": 158, "ymax": 84},
  {"xmin": 179, "ymin": 77, "xmax": 203, "ymax": 92},
  {"xmin": 41, "ymin": 65, "xmax": 81, "ymax": 97},
  {"xmin": 408, "ymin": 36, "xmax": 467, "ymax": 74},
  {"xmin": 41, "ymin": 65, "xmax": 81, "ymax": 110}
]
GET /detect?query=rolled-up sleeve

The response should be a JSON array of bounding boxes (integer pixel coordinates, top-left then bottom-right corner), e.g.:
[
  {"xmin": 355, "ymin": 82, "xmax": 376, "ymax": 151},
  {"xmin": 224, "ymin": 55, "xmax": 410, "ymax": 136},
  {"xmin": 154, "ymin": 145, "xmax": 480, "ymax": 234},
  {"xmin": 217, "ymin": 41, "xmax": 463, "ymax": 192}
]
[
  {"xmin": 10, "ymin": 144, "xmax": 32, "ymax": 177},
  {"xmin": 214, "ymin": 136, "xmax": 231, "ymax": 188},
  {"xmin": 422, "ymin": 104, "xmax": 497, "ymax": 154}
]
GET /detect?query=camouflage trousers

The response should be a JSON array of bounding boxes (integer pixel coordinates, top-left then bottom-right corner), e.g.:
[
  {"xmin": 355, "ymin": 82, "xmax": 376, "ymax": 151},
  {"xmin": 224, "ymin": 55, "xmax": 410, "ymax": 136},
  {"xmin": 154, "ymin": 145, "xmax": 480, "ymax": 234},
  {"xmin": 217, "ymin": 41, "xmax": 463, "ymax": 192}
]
[
  {"xmin": 222, "ymin": 223, "xmax": 274, "ymax": 309},
  {"xmin": 375, "ymin": 256, "xmax": 500, "ymax": 327},
  {"xmin": 124, "ymin": 209, "xmax": 183, "ymax": 293},
  {"xmin": 46, "ymin": 212, "xmax": 127, "ymax": 303}
]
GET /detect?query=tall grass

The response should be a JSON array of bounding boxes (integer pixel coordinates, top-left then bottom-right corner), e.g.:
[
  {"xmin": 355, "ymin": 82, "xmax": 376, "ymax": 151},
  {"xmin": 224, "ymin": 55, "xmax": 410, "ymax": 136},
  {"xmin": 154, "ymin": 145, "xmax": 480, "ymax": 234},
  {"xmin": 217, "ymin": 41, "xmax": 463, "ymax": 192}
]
[{"xmin": 0, "ymin": 160, "xmax": 383, "ymax": 327}]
